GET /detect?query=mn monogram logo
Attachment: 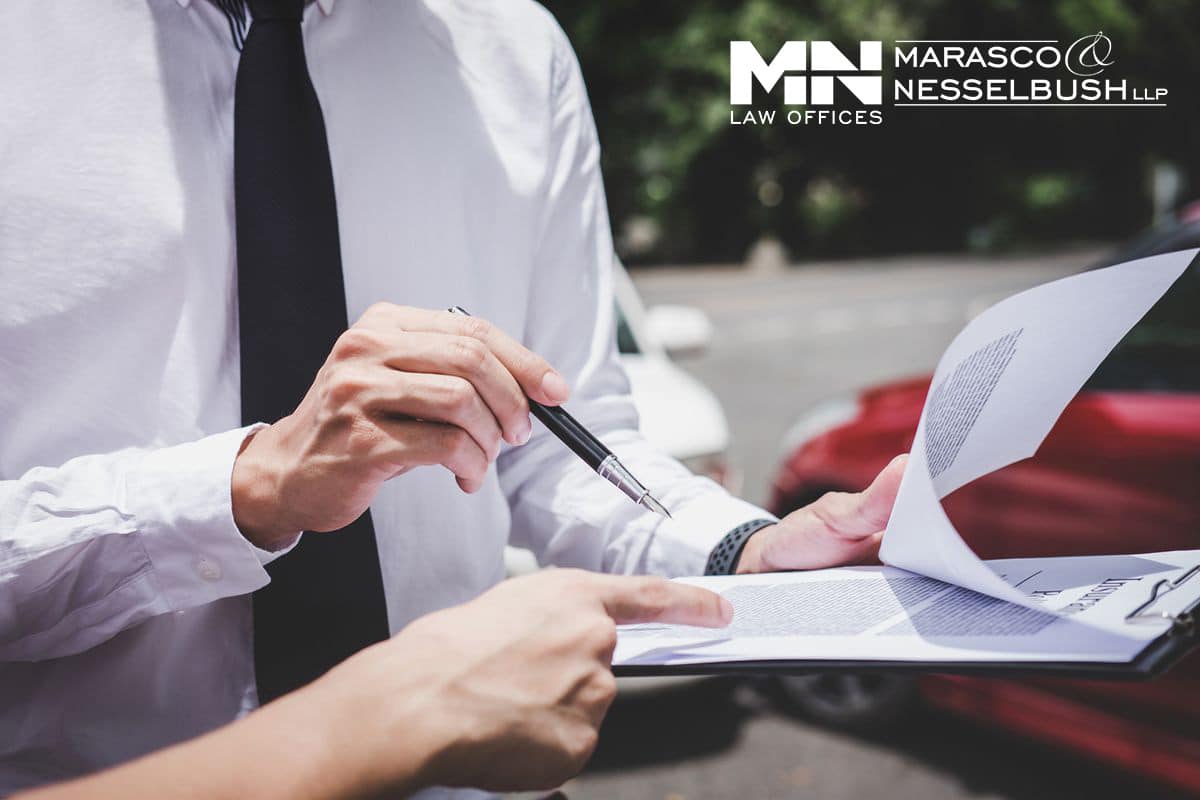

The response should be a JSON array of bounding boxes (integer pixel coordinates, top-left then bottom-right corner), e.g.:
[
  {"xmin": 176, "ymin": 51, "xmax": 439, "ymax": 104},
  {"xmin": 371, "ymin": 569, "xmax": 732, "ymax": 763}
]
[{"xmin": 730, "ymin": 41, "xmax": 884, "ymax": 106}]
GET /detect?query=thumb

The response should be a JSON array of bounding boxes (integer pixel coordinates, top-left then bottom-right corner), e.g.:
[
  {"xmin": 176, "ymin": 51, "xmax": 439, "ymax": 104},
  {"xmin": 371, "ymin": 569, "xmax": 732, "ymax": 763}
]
[
  {"xmin": 816, "ymin": 453, "xmax": 907, "ymax": 540},
  {"xmin": 592, "ymin": 575, "xmax": 734, "ymax": 628},
  {"xmin": 854, "ymin": 453, "xmax": 908, "ymax": 532}
]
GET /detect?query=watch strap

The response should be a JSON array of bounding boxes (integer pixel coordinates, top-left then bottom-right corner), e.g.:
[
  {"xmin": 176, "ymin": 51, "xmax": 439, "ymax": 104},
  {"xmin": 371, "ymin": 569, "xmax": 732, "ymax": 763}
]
[{"xmin": 704, "ymin": 518, "xmax": 776, "ymax": 576}]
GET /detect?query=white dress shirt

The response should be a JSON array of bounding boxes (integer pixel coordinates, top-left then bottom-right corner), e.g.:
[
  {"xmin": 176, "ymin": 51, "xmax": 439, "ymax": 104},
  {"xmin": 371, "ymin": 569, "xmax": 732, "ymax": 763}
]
[{"xmin": 0, "ymin": 0, "xmax": 768, "ymax": 795}]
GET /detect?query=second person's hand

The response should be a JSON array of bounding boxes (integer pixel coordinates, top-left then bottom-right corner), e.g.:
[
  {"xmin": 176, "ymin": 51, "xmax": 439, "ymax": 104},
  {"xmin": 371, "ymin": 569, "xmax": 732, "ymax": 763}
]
[
  {"xmin": 15, "ymin": 570, "xmax": 731, "ymax": 800},
  {"xmin": 302, "ymin": 569, "xmax": 734, "ymax": 795}
]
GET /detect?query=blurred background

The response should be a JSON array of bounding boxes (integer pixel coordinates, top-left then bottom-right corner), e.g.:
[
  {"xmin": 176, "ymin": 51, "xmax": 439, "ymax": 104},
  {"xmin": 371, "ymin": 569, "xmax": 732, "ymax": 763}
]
[
  {"xmin": 529, "ymin": 1, "xmax": 1200, "ymax": 798},
  {"xmin": 548, "ymin": 0, "xmax": 1199, "ymax": 266}
]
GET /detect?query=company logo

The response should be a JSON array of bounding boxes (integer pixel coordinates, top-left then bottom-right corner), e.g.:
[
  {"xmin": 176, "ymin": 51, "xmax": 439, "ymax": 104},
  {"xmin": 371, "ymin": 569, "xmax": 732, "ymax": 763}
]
[
  {"xmin": 729, "ymin": 32, "xmax": 1166, "ymax": 128},
  {"xmin": 730, "ymin": 41, "xmax": 883, "ymax": 106},
  {"xmin": 1065, "ymin": 31, "xmax": 1114, "ymax": 77}
]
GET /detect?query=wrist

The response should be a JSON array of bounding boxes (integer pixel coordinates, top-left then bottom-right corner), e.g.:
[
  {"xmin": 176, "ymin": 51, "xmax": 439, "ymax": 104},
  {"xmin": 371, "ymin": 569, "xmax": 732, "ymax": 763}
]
[
  {"xmin": 242, "ymin": 679, "xmax": 428, "ymax": 800},
  {"xmin": 705, "ymin": 518, "xmax": 777, "ymax": 575},
  {"xmin": 304, "ymin": 648, "xmax": 450, "ymax": 796},
  {"xmin": 734, "ymin": 525, "xmax": 776, "ymax": 574},
  {"xmin": 231, "ymin": 426, "xmax": 298, "ymax": 550}
]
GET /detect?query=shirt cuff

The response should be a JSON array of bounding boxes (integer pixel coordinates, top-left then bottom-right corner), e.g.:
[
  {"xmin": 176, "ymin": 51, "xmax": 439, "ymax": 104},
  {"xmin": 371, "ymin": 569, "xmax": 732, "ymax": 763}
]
[
  {"xmin": 648, "ymin": 491, "xmax": 778, "ymax": 577},
  {"xmin": 127, "ymin": 425, "xmax": 276, "ymax": 610},
  {"xmin": 248, "ymin": 532, "xmax": 302, "ymax": 566}
]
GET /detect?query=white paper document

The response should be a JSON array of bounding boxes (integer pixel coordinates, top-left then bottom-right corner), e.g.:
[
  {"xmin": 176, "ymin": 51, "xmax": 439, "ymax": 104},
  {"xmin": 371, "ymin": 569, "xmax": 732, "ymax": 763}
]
[{"xmin": 616, "ymin": 249, "xmax": 1200, "ymax": 669}]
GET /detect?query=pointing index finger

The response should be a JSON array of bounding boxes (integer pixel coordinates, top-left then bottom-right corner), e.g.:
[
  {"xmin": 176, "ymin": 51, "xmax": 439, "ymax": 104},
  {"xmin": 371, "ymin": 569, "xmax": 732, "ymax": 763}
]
[{"xmin": 592, "ymin": 575, "xmax": 734, "ymax": 628}]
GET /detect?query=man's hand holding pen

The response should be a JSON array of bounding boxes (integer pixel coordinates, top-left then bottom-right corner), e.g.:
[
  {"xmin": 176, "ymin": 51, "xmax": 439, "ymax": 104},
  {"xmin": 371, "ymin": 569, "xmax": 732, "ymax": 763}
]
[
  {"xmin": 231, "ymin": 304, "xmax": 905, "ymax": 574},
  {"xmin": 231, "ymin": 304, "xmax": 571, "ymax": 550}
]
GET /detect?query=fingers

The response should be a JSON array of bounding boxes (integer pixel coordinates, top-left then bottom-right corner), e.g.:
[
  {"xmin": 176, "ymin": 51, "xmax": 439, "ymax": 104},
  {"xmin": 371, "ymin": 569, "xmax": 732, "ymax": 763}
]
[
  {"xmin": 574, "ymin": 668, "xmax": 618, "ymax": 730},
  {"xmin": 377, "ymin": 331, "xmax": 533, "ymax": 446},
  {"xmin": 363, "ymin": 304, "xmax": 570, "ymax": 406},
  {"xmin": 854, "ymin": 530, "xmax": 886, "ymax": 565},
  {"xmin": 591, "ymin": 575, "xmax": 734, "ymax": 628},
  {"xmin": 811, "ymin": 453, "xmax": 908, "ymax": 540},
  {"xmin": 364, "ymin": 371, "xmax": 504, "ymax": 462},
  {"xmin": 375, "ymin": 418, "xmax": 490, "ymax": 493}
]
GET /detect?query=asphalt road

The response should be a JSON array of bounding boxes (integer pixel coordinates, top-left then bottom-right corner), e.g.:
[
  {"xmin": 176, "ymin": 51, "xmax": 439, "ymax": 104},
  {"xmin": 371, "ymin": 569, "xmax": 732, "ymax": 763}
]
[{"xmin": 563, "ymin": 248, "xmax": 1187, "ymax": 800}]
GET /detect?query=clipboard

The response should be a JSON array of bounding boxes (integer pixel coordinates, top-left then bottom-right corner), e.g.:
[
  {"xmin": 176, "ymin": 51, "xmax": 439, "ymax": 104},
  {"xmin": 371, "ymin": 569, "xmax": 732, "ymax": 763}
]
[{"xmin": 614, "ymin": 565, "xmax": 1200, "ymax": 681}]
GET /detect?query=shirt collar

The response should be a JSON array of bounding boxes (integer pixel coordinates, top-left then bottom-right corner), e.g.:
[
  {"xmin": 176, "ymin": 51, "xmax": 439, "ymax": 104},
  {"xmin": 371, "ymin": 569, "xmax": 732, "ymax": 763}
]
[{"xmin": 175, "ymin": 0, "xmax": 337, "ymax": 15}]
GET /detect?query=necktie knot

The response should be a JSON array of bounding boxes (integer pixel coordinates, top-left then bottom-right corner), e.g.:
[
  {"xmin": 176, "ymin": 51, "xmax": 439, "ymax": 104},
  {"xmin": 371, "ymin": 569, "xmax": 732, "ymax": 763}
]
[{"xmin": 248, "ymin": 0, "xmax": 304, "ymax": 23}]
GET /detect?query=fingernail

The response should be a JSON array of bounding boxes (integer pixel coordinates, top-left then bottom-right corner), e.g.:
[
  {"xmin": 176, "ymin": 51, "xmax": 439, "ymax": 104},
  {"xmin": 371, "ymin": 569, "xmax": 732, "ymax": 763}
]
[
  {"xmin": 540, "ymin": 370, "xmax": 570, "ymax": 403},
  {"xmin": 719, "ymin": 596, "xmax": 735, "ymax": 625},
  {"xmin": 517, "ymin": 417, "xmax": 532, "ymax": 445}
]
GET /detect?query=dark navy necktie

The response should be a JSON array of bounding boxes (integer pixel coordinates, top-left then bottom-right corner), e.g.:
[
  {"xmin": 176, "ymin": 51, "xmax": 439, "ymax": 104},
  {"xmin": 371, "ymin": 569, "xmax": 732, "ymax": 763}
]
[{"xmin": 234, "ymin": 0, "xmax": 390, "ymax": 703}]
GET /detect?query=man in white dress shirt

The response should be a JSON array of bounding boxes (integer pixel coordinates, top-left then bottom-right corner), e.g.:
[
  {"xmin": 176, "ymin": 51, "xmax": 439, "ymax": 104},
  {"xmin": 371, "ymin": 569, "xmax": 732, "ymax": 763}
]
[{"xmin": 0, "ymin": 0, "xmax": 904, "ymax": 795}]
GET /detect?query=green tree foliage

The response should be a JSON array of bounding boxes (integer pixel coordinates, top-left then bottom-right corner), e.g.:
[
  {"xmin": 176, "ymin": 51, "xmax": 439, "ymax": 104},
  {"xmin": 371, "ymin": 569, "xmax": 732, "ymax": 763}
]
[{"xmin": 542, "ymin": 0, "xmax": 1200, "ymax": 263}]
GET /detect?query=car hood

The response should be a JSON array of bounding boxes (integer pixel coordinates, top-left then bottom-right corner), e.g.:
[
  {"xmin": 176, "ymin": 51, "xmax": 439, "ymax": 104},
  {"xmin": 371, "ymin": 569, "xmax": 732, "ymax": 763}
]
[
  {"xmin": 620, "ymin": 354, "xmax": 730, "ymax": 460},
  {"xmin": 859, "ymin": 375, "xmax": 933, "ymax": 409}
]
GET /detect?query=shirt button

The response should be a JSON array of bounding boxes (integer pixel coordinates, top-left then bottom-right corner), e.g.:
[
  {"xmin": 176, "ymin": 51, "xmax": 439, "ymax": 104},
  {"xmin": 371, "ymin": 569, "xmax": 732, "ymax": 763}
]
[{"xmin": 196, "ymin": 558, "xmax": 222, "ymax": 581}]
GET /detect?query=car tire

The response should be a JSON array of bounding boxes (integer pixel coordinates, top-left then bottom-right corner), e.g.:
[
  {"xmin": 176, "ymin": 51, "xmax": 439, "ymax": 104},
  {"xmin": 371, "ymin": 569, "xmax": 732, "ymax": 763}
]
[
  {"xmin": 766, "ymin": 488, "xmax": 919, "ymax": 732},
  {"xmin": 770, "ymin": 671, "xmax": 918, "ymax": 732}
]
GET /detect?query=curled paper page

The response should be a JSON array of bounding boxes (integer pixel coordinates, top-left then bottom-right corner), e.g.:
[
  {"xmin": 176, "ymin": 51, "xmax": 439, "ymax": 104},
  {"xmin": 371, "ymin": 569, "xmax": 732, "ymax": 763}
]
[
  {"xmin": 880, "ymin": 249, "xmax": 1198, "ymax": 622},
  {"xmin": 613, "ymin": 250, "xmax": 1199, "ymax": 669}
]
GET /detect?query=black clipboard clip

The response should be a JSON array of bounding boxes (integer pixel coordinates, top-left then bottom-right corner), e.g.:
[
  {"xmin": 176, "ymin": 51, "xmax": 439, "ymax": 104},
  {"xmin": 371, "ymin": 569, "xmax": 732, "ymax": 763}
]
[{"xmin": 1125, "ymin": 563, "xmax": 1200, "ymax": 636}]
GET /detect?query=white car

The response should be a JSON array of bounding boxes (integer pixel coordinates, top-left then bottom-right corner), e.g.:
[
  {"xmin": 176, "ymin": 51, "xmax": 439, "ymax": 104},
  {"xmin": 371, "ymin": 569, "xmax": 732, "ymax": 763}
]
[
  {"xmin": 612, "ymin": 263, "xmax": 736, "ymax": 490},
  {"xmin": 505, "ymin": 262, "xmax": 736, "ymax": 575}
]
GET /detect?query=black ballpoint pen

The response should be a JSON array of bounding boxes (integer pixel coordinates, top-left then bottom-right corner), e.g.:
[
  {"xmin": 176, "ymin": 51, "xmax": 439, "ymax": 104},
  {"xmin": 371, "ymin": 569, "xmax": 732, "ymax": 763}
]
[{"xmin": 448, "ymin": 306, "xmax": 672, "ymax": 518}]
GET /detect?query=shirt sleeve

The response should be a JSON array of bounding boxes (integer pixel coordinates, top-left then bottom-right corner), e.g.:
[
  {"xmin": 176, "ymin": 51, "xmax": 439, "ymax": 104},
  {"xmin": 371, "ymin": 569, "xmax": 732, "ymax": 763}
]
[
  {"xmin": 0, "ymin": 425, "xmax": 281, "ymax": 661},
  {"xmin": 496, "ymin": 21, "xmax": 775, "ymax": 579}
]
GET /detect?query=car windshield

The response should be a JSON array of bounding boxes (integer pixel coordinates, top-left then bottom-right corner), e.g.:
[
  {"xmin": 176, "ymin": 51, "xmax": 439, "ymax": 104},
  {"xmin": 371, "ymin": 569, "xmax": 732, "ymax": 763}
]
[
  {"xmin": 1085, "ymin": 254, "xmax": 1200, "ymax": 392},
  {"xmin": 615, "ymin": 302, "xmax": 641, "ymax": 355}
]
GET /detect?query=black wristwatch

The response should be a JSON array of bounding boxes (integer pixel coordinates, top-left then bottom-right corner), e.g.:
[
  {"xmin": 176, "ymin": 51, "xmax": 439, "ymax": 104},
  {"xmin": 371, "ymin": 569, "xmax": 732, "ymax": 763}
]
[{"xmin": 704, "ymin": 518, "xmax": 776, "ymax": 575}]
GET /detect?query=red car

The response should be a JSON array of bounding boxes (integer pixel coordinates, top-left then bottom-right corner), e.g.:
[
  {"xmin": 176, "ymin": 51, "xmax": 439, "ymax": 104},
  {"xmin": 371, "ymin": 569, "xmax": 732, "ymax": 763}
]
[{"xmin": 766, "ymin": 223, "xmax": 1200, "ymax": 793}]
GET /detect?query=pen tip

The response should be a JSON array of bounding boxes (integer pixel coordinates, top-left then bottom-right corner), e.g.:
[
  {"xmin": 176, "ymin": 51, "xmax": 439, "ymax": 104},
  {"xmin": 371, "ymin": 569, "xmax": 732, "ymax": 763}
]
[{"xmin": 642, "ymin": 494, "xmax": 672, "ymax": 519}]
